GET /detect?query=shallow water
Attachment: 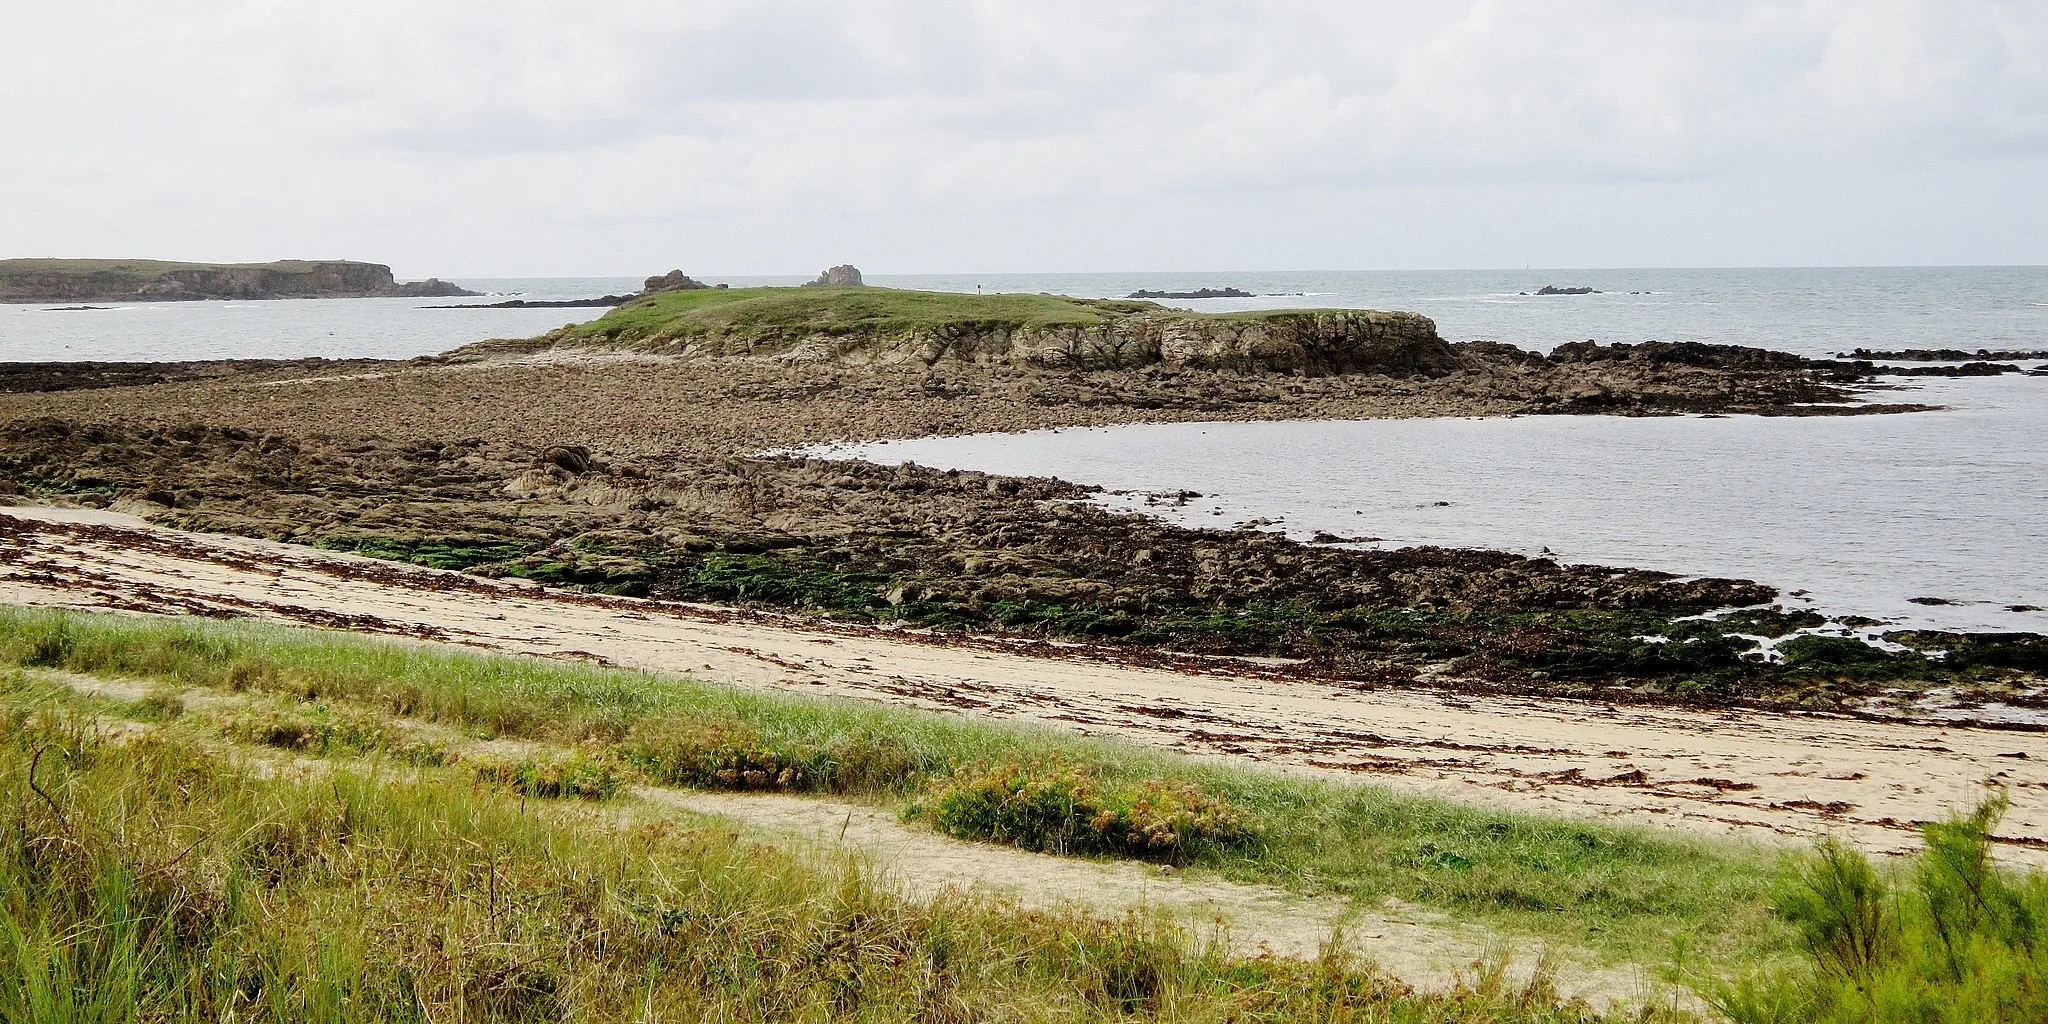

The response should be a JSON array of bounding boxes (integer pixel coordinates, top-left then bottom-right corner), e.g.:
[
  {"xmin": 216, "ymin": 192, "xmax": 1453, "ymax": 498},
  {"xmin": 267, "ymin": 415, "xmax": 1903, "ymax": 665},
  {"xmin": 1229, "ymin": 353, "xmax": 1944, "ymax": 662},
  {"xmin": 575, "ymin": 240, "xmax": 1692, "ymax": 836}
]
[
  {"xmin": 820, "ymin": 370, "xmax": 2048, "ymax": 634},
  {"xmin": 0, "ymin": 277, "xmax": 639, "ymax": 363}
]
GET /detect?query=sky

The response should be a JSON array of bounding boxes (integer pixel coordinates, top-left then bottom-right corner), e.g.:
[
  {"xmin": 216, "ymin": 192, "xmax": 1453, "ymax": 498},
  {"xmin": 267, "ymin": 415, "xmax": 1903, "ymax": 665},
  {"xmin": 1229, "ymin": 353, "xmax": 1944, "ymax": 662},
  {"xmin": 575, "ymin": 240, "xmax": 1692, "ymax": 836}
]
[{"xmin": 4, "ymin": 1, "xmax": 2046, "ymax": 277}]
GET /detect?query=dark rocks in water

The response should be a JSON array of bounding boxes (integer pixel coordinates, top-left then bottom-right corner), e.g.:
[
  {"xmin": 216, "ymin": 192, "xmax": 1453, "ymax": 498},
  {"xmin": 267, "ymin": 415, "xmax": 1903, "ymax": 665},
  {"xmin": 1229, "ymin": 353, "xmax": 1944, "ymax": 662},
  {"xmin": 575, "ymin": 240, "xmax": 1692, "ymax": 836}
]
[
  {"xmin": 1127, "ymin": 287, "xmax": 1255, "ymax": 299},
  {"xmin": 43, "ymin": 305, "xmax": 111, "ymax": 311},
  {"xmin": 1907, "ymin": 596, "xmax": 1955, "ymax": 606},
  {"xmin": 643, "ymin": 270, "xmax": 711, "ymax": 293},
  {"xmin": 802, "ymin": 265, "xmax": 865, "ymax": 288},
  {"xmin": 1547, "ymin": 339, "xmax": 1809, "ymax": 370},
  {"xmin": 1874, "ymin": 361, "xmax": 2020, "ymax": 377},
  {"xmin": 428, "ymin": 295, "xmax": 638, "ymax": 309},
  {"xmin": 1532, "ymin": 285, "xmax": 1600, "ymax": 295},
  {"xmin": 1846, "ymin": 347, "xmax": 2048, "ymax": 361},
  {"xmin": 1310, "ymin": 531, "xmax": 1383, "ymax": 544},
  {"xmin": 384, "ymin": 278, "xmax": 478, "ymax": 298}
]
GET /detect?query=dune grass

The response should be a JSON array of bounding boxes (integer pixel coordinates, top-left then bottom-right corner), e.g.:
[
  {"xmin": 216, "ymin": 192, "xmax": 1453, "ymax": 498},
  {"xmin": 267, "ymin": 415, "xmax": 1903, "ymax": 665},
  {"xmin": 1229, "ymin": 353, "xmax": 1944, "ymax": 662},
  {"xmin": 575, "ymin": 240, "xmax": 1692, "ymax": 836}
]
[
  {"xmin": 0, "ymin": 682, "xmax": 1650, "ymax": 1023},
  {"xmin": 4, "ymin": 606, "xmax": 2045, "ymax": 1019},
  {"xmin": 0, "ymin": 605, "xmax": 1789, "ymax": 973}
]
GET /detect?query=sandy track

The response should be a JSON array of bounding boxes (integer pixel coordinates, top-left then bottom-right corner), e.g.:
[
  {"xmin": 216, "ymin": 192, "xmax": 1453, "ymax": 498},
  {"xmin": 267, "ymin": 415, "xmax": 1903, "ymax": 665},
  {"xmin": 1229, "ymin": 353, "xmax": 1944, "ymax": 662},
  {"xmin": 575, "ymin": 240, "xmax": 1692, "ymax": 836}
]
[{"xmin": 1, "ymin": 505, "xmax": 2040, "ymax": 862}]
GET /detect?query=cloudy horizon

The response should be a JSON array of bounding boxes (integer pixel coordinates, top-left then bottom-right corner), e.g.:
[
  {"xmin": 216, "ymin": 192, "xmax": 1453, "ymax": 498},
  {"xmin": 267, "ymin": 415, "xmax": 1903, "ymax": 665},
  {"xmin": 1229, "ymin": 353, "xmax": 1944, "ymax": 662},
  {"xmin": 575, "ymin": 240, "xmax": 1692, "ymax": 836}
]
[{"xmin": 6, "ymin": 1, "xmax": 2046, "ymax": 277}]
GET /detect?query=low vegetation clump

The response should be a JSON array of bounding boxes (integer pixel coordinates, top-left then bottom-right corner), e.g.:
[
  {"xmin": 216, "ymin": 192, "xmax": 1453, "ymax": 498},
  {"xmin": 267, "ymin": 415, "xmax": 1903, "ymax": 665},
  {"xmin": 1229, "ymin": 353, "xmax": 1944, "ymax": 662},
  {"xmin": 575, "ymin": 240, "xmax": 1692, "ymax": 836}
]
[
  {"xmin": 219, "ymin": 702, "xmax": 394, "ymax": 755},
  {"xmin": 623, "ymin": 718, "xmax": 922, "ymax": 795},
  {"xmin": 924, "ymin": 758, "xmax": 1261, "ymax": 861},
  {"xmin": 469, "ymin": 747, "xmax": 628, "ymax": 800},
  {"xmin": 1709, "ymin": 795, "xmax": 2048, "ymax": 1023}
]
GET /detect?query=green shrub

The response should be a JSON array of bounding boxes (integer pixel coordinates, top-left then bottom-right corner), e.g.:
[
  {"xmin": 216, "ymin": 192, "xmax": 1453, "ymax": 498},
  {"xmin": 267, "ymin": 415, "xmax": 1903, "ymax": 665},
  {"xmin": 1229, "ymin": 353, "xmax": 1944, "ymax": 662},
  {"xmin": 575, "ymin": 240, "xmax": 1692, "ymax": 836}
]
[
  {"xmin": 1711, "ymin": 791, "xmax": 2048, "ymax": 1023},
  {"xmin": 623, "ymin": 719, "xmax": 919, "ymax": 795},
  {"xmin": 924, "ymin": 759, "xmax": 1260, "ymax": 861},
  {"xmin": 470, "ymin": 749, "xmax": 627, "ymax": 800}
]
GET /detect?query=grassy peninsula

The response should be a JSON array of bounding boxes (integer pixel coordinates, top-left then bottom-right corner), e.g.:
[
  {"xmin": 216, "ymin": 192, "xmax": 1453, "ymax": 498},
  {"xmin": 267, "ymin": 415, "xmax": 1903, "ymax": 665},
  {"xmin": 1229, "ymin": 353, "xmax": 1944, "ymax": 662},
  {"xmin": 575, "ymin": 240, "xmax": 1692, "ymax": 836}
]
[{"xmin": 0, "ymin": 258, "xmax": 474, "ymax": 303}]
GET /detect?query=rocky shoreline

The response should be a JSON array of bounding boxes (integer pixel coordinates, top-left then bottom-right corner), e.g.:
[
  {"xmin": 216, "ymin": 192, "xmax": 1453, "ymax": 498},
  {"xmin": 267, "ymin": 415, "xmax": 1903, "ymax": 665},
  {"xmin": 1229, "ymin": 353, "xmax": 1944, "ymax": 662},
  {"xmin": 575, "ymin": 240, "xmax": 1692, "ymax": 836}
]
[{"xmin": 0, "ymin": 285, "xmax": 2036, "ymax": 719}]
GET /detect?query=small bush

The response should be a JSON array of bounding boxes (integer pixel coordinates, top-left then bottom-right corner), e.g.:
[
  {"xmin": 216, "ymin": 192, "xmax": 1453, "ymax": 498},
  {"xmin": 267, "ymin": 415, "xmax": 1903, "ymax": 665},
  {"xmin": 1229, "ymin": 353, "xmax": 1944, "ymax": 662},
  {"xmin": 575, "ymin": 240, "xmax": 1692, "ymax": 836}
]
[
  {"xmin": 924, "ymin": 759, "xmax": 1259, "ymax": 861},
  {"xmin": 624, "ymin": 719, "xmax": 919, "ymax": 795},
  {"xmin": 471, "ymin": 749, "xmax": 627, "ymax": 800},
  {"xmin": 125, "ymin": 687, "xmax": 187, "ymax": 722},
  {"xmin": 1712, "ymin": 791, "xmax": 2048, "ymax": 1023},
  {"xmin": 220, "ymin": 704, "xmax": 395, "ymax": 756}
]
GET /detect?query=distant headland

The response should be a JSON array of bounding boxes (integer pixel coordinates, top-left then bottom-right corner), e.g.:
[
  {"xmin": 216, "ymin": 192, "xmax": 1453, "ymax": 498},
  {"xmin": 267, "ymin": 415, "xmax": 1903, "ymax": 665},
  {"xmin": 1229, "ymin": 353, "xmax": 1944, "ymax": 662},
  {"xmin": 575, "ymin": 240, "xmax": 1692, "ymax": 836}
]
[{"xmin": 0, "ymin": 259, "xmax": 478, "ymax": 303}]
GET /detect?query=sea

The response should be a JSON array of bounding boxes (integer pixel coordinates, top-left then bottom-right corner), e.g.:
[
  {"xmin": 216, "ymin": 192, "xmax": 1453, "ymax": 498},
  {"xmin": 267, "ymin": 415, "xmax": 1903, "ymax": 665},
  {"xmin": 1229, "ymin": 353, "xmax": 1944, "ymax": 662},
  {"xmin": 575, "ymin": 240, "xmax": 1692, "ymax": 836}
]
[{"xmin": 3, "ymin": 266, "xmax": 2045, "ymax": 631}]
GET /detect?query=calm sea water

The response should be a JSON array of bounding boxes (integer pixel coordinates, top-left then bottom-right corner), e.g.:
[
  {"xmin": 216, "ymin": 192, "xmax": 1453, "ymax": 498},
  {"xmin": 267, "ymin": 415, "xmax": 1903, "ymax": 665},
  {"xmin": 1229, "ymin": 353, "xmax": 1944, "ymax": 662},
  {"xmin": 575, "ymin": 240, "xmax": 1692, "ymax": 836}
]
[
  {"xmin": 821, "ymin": 369, "xmax": 2048, "ymax": 633},
  {"xmin": 3, "ymin": 267, "xmax": 2044, "ymax": 362},
  {"xmin": 0, "ymin": 277, "xmax": 641, "ymax": 363}
]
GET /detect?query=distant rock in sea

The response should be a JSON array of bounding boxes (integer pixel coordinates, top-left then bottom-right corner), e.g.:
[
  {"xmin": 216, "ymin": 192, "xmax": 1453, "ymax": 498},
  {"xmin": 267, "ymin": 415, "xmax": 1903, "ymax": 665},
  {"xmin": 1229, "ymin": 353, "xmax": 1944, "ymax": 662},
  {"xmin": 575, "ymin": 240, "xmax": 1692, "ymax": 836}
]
[
  {"xmin": 0, "ymin": 258, "xmax": 479, "ymax": 303},
  {"xmin": 802, "ymin": 265, "xmax": 865, "ymax": 288},
  {"xmin": 643, "ymin": 270, "xmax": 711, "ymax": 293},
  {"xmin": 1845, "ymin": 346, "xmax": 2048, "ymax": 361},
  {"xmin": 426, "ymin": 295, "xmax": 640, "ymax": 310},
  {"xmin": 1126, "ymin": 287, "xmax": 1255, "ymax": 299},
  {"xmin": 1529, "ymin": 285, "xmax": 1601, "ymax": 296}
]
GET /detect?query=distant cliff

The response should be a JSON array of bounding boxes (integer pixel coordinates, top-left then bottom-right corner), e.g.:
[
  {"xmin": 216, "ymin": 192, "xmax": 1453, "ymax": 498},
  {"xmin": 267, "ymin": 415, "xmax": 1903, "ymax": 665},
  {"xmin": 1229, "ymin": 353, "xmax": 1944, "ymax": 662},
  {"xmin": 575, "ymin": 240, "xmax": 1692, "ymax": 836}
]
[{"xmin": 0, "ymin": 259, "xmax": 478, "ymax": 303}]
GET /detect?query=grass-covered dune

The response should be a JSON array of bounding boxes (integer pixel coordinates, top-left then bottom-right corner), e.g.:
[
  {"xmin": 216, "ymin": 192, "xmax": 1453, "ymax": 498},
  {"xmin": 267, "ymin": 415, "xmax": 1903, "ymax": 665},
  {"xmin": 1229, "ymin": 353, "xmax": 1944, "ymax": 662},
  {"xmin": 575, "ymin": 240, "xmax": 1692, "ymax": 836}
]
[
  {"xmin": 456, "ymin": 284, "xmax": 1459, "ymax": 376},
  {"xmin": 0, "ymin": 258, "xmax": 472, "ymax": 303},
  {"xmin": 2, "ymin": 607, "xmax": 2045, "ymax": 1020}
]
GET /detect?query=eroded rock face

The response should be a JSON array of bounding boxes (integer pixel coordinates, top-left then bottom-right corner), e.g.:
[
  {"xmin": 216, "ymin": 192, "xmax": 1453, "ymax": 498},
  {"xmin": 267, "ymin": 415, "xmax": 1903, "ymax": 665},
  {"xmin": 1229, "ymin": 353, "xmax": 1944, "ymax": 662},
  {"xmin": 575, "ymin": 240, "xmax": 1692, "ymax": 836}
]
[
  {"xmin": 550, "ymin": 308, "xmax": 1455, "ymax": 378},
  {"xmin": 802, "ymin": 265, "xmax": 865, "ymax": 288}
]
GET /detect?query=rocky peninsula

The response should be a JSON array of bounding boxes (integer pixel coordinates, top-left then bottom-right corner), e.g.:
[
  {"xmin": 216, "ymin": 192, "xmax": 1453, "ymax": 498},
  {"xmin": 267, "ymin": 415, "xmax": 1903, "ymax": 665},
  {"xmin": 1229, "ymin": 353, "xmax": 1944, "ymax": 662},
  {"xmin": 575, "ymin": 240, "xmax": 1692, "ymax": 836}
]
[{"xmin": 0, "ymin": 258, "xmax": 477, "ymax": 303}]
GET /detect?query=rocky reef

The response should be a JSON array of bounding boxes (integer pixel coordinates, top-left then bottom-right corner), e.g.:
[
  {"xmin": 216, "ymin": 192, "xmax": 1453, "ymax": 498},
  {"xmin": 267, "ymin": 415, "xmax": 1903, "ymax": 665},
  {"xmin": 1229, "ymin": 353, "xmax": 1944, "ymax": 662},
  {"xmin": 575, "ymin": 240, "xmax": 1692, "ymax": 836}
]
[
  {"xmin": 1127, "ymin": 287, "xmax": 1254, "ymax": 299},
  {"xmin": 0, "ymin": 259, "xmax": 478, "ymax": 303}
]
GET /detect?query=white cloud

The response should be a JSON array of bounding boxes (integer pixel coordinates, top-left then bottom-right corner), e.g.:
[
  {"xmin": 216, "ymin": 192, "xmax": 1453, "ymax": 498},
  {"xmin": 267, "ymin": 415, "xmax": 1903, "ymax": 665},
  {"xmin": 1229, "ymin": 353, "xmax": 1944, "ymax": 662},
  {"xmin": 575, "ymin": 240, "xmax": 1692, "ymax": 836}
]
[{"xmin": 2, "ymin": 1, "xmax": 2044, "ymax": 272}]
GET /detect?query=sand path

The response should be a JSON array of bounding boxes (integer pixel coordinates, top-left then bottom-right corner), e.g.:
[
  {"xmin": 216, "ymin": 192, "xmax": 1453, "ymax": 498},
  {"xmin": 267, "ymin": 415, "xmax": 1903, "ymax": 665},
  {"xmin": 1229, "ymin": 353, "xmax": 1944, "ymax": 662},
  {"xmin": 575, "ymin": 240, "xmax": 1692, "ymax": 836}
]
[{"xmin": 1, "ymin": 505, "xmax": 2041, "ymax": 864}]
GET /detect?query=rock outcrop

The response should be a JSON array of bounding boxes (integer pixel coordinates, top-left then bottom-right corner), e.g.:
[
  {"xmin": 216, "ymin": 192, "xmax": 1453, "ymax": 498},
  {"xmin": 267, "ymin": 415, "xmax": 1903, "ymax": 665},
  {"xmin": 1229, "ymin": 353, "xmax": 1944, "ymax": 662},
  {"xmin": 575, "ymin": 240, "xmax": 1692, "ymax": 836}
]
[
  {"xmin": 642, "ymin": 270, "xmax": 710, "ymax": 293},
  {"xmin": 802, "ymin": 265, "xmax": 865, "ymax": 288},
  {"xmin": 0, "ymin": 259, "xmax": 478, "ymax": 303},
  {"xmin": 571, "ymin": 308, "xmax": 1456, "ymax": 377}
]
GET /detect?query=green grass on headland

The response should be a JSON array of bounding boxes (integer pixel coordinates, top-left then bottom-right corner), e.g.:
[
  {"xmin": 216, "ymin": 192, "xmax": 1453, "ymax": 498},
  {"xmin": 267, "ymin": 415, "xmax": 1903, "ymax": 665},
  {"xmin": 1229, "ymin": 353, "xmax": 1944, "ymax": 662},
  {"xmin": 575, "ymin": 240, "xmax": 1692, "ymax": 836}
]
[
  {"xmin": 566, "ymin": 285, "xmax": 1150, "ymax": 342},
  {"xmin": 459, "ymin": 284, "xmax": 1425, "ymax": 355}
]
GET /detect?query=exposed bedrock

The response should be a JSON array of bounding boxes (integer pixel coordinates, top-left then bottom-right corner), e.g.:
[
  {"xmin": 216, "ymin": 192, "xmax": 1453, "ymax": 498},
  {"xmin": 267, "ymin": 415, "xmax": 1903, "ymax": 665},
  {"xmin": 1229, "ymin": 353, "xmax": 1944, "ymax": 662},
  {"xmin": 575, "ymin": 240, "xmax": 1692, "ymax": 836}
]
[{"xmin": 649, "ymin": 310, "xmax": 1456, "ymax": 377}]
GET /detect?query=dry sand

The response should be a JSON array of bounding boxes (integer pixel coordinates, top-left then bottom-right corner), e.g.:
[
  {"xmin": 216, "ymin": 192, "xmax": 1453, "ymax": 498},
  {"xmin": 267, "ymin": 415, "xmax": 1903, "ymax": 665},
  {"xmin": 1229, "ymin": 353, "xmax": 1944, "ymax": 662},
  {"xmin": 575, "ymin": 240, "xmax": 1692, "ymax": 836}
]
[{"xmin": 4, "ymin": 504, "xmax": 2039, "ymax": 865}]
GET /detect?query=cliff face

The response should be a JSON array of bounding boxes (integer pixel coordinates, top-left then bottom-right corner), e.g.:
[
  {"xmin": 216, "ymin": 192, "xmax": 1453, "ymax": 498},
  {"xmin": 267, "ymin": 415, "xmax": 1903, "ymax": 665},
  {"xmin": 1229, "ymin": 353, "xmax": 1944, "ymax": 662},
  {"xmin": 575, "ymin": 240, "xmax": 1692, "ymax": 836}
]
[
  {"xmin": 0, "ymin": 260, "xmax": 477, "ymax": 303},
  {"xmin": 582, "ymin": 310, "xmax": 1454, "ymax": 377}
]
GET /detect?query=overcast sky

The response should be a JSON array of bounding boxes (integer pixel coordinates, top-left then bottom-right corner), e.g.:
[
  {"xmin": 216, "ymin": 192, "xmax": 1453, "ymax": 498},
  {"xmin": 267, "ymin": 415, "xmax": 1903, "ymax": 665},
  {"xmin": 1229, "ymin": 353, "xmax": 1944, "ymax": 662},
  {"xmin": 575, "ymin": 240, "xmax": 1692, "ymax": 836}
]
[{"xmin": 5, "ymin": 1, "xmax": 2046, "ymax": 276}]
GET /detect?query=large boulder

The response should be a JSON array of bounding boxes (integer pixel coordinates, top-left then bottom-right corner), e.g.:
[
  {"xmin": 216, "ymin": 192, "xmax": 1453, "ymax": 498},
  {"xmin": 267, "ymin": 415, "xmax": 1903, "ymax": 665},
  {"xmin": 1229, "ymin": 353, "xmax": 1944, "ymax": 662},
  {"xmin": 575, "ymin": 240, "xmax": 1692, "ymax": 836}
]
[
  {"xmin": 643, "ymin": 270, "xmax": 710, "ymax": 293},
  {"xmin": 802, "ymin": 264, "xmax": 865, "ymax": 288}
]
